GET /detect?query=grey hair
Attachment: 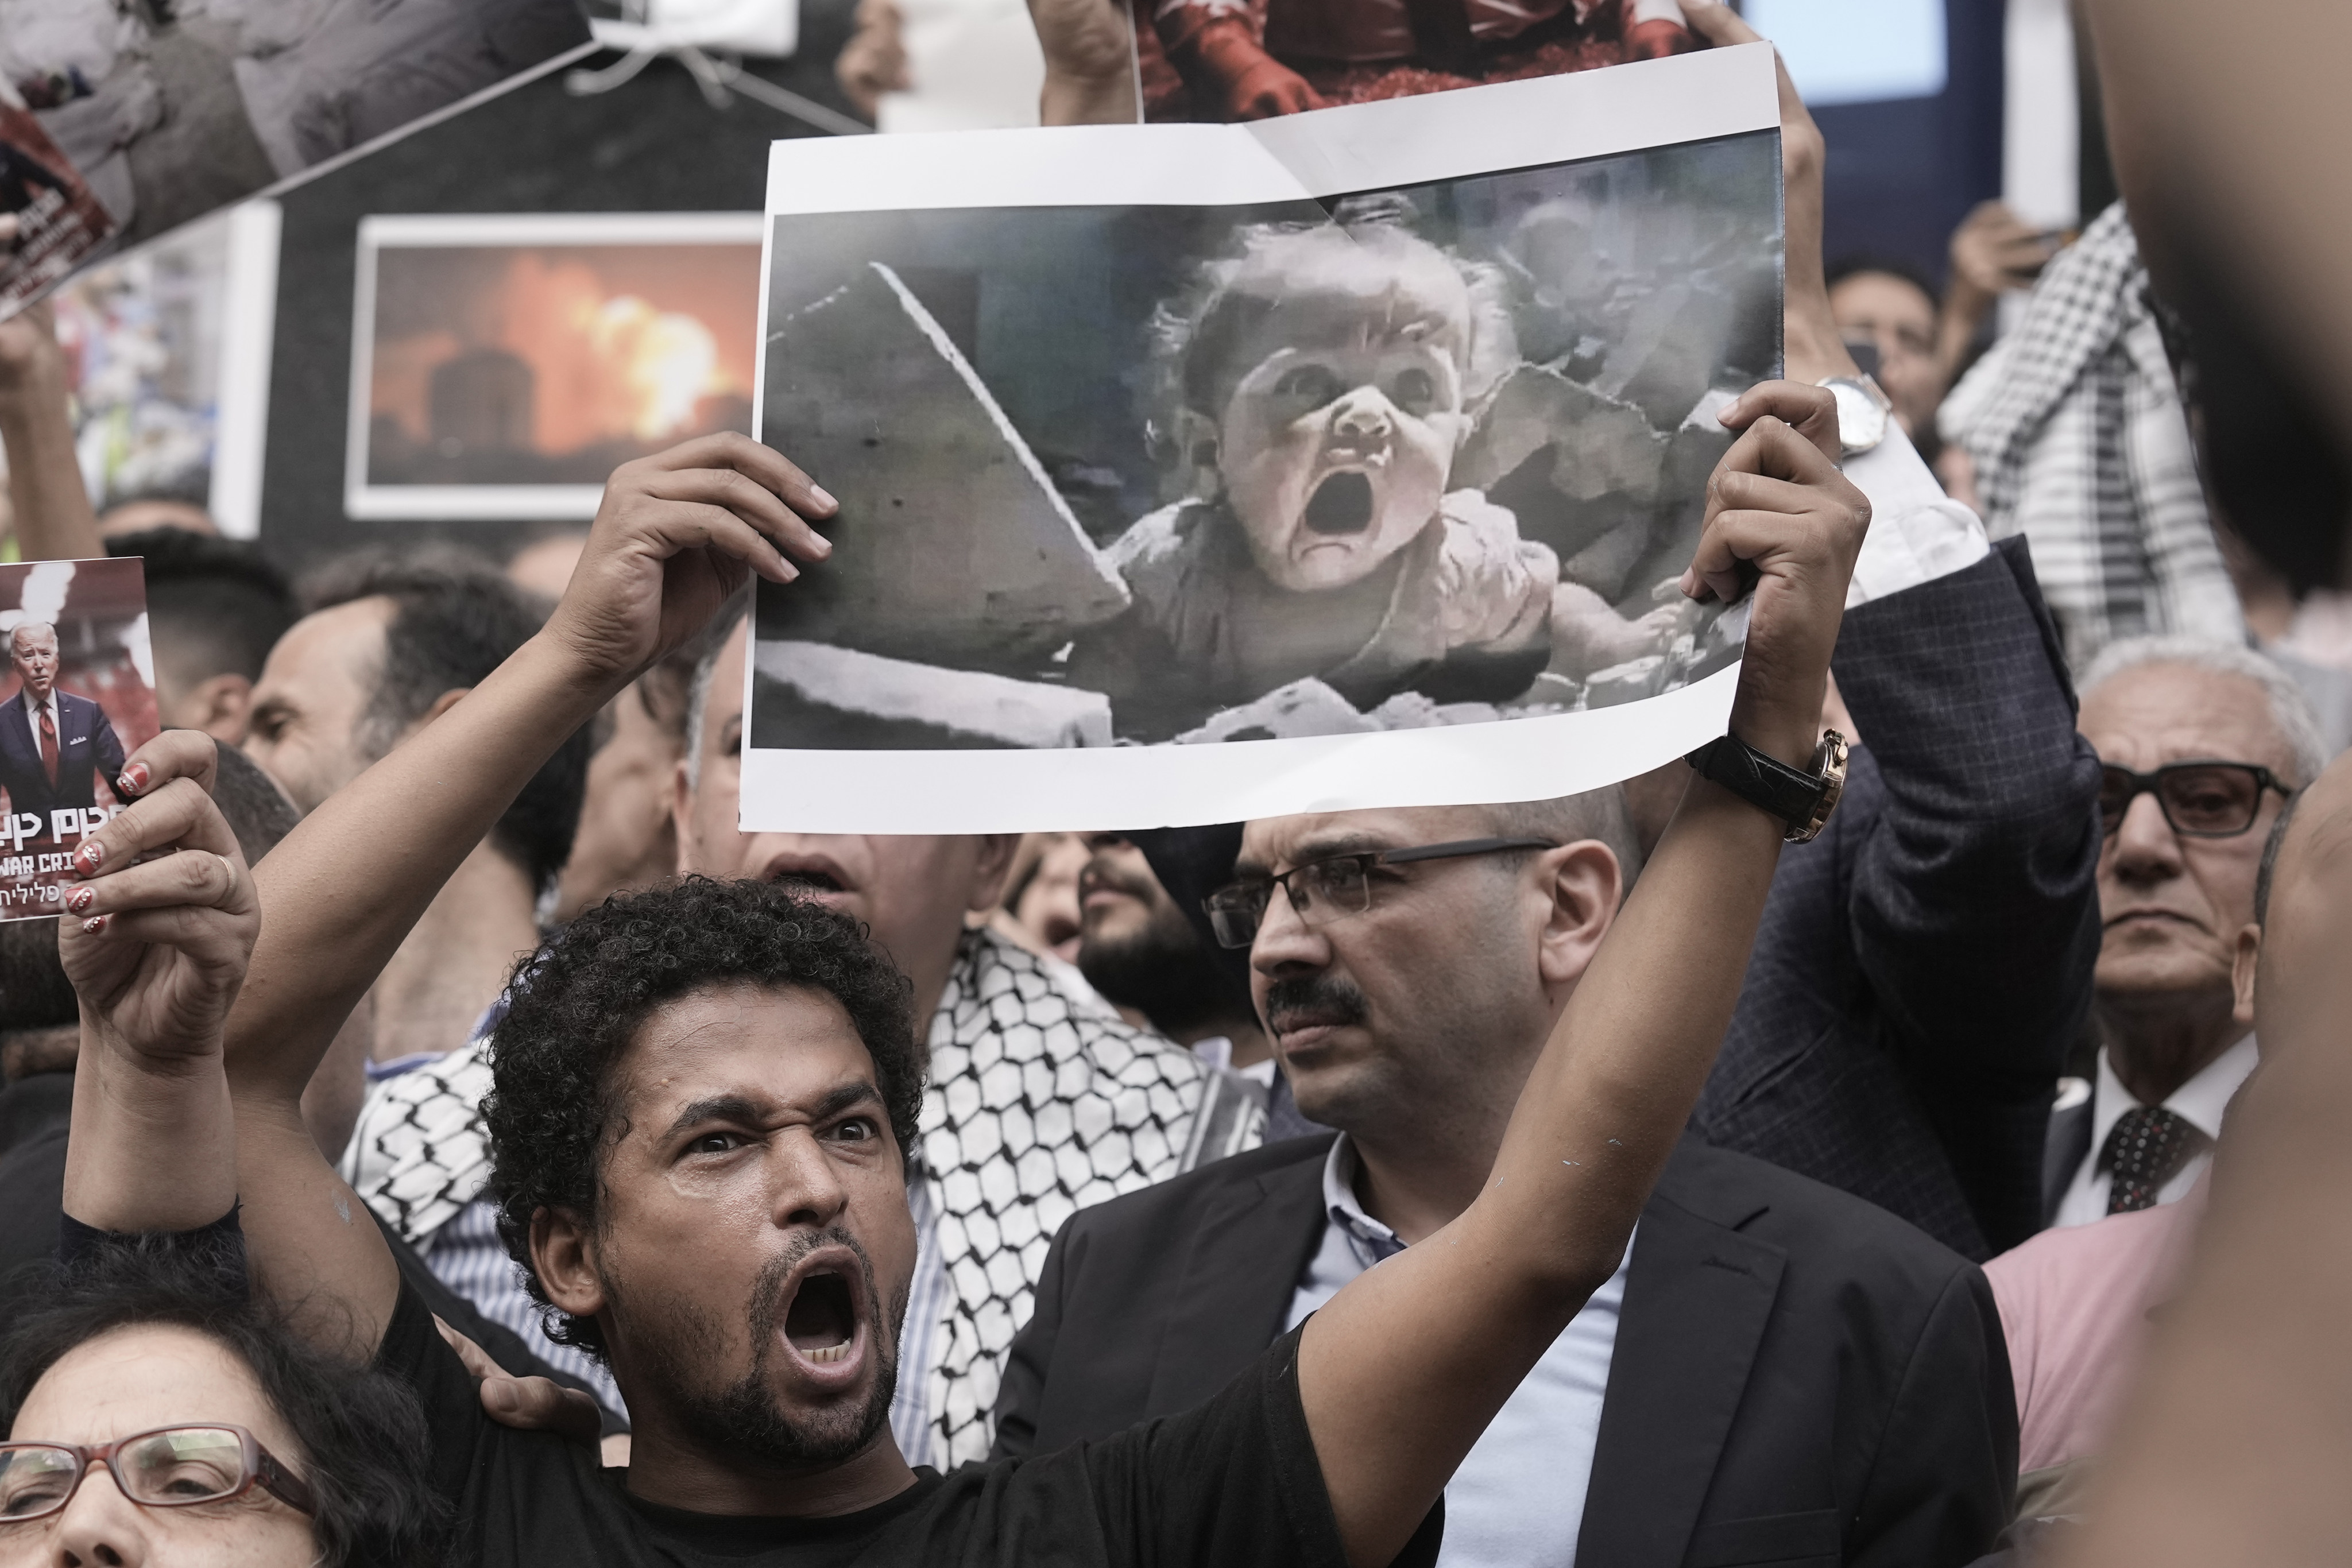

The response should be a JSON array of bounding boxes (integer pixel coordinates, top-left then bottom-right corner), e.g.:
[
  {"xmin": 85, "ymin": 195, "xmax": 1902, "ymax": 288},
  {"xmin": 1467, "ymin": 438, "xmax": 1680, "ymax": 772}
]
[
  {"xmin": 2080, "ymin": 635, "xmax": 2329, "ymax": 786},
  {"xmin": 7, "ymin": 621, "xmax": 56, "ymax": 651},
  {"xmin": 1481, "ymin": 786, "xmax": 1645, "ymax": 895},
  {"xmin": 682, "ymin": 597, "xmax": 753, "ymax": 797}
]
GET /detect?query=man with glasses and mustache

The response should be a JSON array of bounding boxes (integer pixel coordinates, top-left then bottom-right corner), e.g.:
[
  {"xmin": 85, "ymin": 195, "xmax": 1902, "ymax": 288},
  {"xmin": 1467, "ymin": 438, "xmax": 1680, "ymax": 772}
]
[
  {"xmin": 2045, "ymin": 636, "xmax": 2327, "ymax": 1227},
  {"xmin": 994, "ymin": 381, "xmax": 2076, "ymax": 1568}
]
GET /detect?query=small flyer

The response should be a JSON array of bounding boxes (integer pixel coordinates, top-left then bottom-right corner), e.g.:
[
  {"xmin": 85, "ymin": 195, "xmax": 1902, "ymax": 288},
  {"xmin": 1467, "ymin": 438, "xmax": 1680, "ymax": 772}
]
[{"xmin": 0, "ymin": 557, "xmax": 156, "ymax": 921}]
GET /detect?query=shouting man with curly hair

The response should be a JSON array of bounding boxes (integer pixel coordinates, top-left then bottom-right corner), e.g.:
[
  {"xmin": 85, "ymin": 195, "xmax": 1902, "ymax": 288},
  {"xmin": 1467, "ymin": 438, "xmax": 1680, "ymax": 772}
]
[{"xmin": 48, "ymin": 375, "xmax": 1875, "ymax": 1567}]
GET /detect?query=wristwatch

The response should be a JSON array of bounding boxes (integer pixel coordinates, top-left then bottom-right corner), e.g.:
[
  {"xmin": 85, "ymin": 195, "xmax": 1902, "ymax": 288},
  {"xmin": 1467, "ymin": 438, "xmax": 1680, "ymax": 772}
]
[
  {"xmin": 1816, "ymin": 375, "xmax": 1893, "ymax": 456},
  {"xmin": 1686, "ymin": 729, "xmax": 1850, "ymax": 843}
]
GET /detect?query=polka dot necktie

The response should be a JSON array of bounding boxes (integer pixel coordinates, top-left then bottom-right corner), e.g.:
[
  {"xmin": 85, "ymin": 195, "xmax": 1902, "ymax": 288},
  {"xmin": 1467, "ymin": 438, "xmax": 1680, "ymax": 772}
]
[{"xmin": 2103, "ymin": 1105, "xmax": 2209, "ymax": 1214}]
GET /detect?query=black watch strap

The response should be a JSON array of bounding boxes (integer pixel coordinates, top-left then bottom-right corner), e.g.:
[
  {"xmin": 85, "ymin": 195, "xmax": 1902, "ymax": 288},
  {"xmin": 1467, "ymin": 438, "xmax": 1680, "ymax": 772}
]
[{"xmin": 1685, "ymin": 733, "xmax": 1833, "ymax": 839}]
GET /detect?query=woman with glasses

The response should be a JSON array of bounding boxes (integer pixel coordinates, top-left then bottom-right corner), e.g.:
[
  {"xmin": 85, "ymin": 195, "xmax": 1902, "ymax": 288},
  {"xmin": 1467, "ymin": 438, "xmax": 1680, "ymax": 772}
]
[{"xmin": 0, "ymin": 1224, "xmax": 447, "ymax": 1565}]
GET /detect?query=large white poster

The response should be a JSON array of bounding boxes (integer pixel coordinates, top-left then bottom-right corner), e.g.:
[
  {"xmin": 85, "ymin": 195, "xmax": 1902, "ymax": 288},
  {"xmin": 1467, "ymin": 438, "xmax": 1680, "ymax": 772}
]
[{"xmin": 744, "ymin": 44, "xmax": 1782, "ymax": 833}]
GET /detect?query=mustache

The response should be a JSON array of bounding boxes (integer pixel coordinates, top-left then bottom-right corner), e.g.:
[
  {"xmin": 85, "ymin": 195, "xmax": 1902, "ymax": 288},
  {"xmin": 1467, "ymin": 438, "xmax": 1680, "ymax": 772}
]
[
  {"xmin": 1262, "ymin": 973, "xmax": 1369, "ymax": 1032},
  {"xmin": 1078, "ymin": 855, "xmax": 1159, "ymax": 905}
]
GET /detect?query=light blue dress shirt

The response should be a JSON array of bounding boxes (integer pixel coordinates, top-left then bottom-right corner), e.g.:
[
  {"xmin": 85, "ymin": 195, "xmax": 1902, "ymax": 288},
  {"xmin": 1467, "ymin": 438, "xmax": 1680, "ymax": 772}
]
[{"xmin": 1285, "ymin": 1135, "xmax": 1633, "ymax": 1568}]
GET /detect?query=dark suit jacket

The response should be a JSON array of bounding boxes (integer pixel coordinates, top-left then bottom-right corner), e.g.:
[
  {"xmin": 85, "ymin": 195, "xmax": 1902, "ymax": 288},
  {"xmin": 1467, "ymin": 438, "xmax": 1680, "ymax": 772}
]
[
  {"xmin": 1693, "ymin": 537, "xmax": 2104, "ymax": 1260},
  {"xmin": 996, "ymin": 1134, "xmax": 2015, "ymax": 1568},
  {"xmin": 0, "ymin": 689, "xmax": 126, "ymax": 830},
  {"xmin": 2040, "ymin": 1099, "xmax": 2095, "ymax": 1225}
]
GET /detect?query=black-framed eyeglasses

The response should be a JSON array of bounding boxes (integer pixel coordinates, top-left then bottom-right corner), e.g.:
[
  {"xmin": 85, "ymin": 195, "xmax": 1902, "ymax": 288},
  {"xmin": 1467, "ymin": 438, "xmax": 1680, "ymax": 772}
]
[
  {"xmin": 0, "ymin": 1425, "xmax": 316, "ymax": 1524},
  {"xmin": 2099, "ymin": 761, "xmax": 2293, "ymax": 839},
  {"xmin": 1201, "ymin": 837, "xmax": 1555, "ymax": 950}
]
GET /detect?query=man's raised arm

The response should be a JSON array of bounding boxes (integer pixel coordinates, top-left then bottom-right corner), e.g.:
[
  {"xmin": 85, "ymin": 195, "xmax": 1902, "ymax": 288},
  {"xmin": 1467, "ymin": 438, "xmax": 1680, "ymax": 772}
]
[
  {"xmin": 64, "ymin": 434, "xmax": 835, "ymax": 1358},
  {"xmin": 1297, "ymin": 398, "xmax": 1870, "ymax": 1567}
]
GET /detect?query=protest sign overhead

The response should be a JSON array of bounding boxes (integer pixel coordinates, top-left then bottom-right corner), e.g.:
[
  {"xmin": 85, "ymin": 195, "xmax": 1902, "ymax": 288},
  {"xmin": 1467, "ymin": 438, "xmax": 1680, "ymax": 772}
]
[
  {"xmin": 746, "ymin": 43, "xmax": 1782, "ymax": 832},
  {"xmin": 0, "ymin": 0, "xmax": 594, "ymax": 319},
  {"xmin": 1129, "ymin": 0, "xmax": 1697, "ymax": 124}
]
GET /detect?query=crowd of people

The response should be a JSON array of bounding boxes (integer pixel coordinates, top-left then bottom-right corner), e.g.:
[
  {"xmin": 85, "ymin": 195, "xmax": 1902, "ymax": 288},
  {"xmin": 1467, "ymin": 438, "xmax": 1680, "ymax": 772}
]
[{"xmin": 2, "ymin": 2, "xmax": 2351, "ymax": 1566}]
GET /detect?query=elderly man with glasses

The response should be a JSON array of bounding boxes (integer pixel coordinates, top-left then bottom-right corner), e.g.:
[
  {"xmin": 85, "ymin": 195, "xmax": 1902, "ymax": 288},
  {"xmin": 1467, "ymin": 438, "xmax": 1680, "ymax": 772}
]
[{"xmin": 2045, "ymin": 637, "xmax": 2328, "ymax": 1227}]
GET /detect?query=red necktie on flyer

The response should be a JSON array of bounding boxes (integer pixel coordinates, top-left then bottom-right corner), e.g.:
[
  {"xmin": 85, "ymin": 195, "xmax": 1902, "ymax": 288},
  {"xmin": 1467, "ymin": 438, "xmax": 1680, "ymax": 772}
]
[{"xmin": 38, "ymin": 704, "xmax": 58, "ymax": 788}]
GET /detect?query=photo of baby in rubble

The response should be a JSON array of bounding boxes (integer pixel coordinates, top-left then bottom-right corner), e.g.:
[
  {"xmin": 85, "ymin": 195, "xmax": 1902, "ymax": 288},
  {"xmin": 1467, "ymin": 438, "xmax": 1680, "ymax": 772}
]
[{"xmin": 752, "ymin": 129, "xmax": 1780, "ymax": 753}]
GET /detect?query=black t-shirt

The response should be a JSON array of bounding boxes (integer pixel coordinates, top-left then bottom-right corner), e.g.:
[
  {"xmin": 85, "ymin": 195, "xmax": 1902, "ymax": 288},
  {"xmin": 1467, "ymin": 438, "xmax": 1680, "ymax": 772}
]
[
  {"xmin": 379, "ymin": 1278, "xmax": 1440, "ymax": 1567},
  {"xmin": 0, "ymin": 1073, "xmax": 72, "ymax": 1315}
]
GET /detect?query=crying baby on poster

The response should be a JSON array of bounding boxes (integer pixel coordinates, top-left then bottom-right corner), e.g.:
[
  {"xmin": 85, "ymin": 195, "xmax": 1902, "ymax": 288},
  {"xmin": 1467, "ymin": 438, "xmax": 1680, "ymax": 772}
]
[{"xmin": 1069, "ymin": 208, "xmax": 1686, "ymax": 740}]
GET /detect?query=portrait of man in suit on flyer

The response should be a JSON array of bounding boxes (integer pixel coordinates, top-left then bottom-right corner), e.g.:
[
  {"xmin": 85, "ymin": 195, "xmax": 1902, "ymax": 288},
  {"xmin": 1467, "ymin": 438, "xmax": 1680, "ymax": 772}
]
[
  {"xmin": 0, "ymin": 557, "xmax": 155, "ymax": 920},
  {"xmin": 1, "ymin": 620, "xmax": 125, "ymax": 829}
]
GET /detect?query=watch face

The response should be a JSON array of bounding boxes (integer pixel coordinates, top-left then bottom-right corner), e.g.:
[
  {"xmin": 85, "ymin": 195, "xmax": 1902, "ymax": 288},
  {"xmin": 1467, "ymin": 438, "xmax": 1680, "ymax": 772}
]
[{"xmin": 1827, "ymin": 378, "xmax": 1889, "ymax": 453}]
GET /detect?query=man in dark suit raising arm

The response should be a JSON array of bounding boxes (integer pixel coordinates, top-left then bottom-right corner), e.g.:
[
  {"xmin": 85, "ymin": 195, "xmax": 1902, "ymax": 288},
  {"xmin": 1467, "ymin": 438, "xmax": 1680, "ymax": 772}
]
[
  {"xmin": 0, "ymin": 620, "xmax": 126, "ymax": 840},
  {"xmin": 49, "ymin": 396, "xmax": 1863, "ymax": 1568},
  {"xmin": 993, "ymin": 402, "xmax": 2014, "ymax": 1568}
]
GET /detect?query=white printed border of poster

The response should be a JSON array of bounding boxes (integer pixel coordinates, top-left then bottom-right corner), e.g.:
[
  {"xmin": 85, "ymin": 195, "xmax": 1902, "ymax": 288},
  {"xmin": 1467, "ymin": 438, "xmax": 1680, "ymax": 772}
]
[{"xmin": 741, "ymin": 47, "xmax": 1776, "ymax": 834}]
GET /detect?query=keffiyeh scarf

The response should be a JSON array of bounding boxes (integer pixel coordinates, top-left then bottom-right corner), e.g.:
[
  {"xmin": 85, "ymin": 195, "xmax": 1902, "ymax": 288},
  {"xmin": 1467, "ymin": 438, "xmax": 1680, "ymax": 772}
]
[{"xmin": 899, "ymin": 928, "xmax": 1266, "ymax": 1467}]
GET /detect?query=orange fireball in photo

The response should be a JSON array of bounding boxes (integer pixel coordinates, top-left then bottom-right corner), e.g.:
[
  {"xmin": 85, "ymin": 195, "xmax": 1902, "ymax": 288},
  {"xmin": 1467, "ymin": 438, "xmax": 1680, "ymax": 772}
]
[{"xmin": 364, "ymin": 234, "xmax": 761, "ymax": 487}]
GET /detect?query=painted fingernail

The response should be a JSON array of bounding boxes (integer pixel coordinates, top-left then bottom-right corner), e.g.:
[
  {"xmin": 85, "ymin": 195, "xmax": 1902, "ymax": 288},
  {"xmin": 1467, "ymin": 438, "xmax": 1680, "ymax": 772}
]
[
  {"xmin": 74, "ymin": 841, "xmax": 102, "ymax": 876},
  {"xmin": 118, "ymin": 763, "xmax": 149, "ymax": 795},
  {"xmin": 81, "ymin": 915, "xmax": 107, "ymax": 935},
  {"xmin": 65, "ymin": 886, "xmax": 93, "ymax": 913},
  {"xmin": 809, "ymin": 486, "xmax": 837, "ymax": 512}
]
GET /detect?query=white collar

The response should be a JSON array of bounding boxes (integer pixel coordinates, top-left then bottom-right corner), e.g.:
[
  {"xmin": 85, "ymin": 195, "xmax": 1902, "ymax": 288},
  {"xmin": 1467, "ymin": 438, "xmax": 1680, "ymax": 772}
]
[
  {"xmin": 2092, "ymin": 1033, "xmax": 2260, "ymax": 1154},
  {"xmin": 1320, "ymin": 1133, "xmax": 1401, "ymax": 1252},
  {"xmin": 19, "ymin": 687, "xmax": 54, "ymax": 716}
]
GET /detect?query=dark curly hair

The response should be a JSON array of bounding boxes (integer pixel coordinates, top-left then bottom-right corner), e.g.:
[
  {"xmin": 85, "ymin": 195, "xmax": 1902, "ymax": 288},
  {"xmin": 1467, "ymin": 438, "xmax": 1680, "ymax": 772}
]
[
  {"xmin": 0, "ymin": 1233, "xmax": 448, "ymax": 1568},
  {"xmin": 482, "ymin": 878, "xmax": 921, "ymax": 1361}
]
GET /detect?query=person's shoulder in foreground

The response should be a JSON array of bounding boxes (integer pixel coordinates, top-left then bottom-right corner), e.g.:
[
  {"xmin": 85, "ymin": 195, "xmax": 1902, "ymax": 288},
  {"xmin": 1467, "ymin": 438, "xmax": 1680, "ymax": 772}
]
[{"xmin": 1986, "ymin": 1184, "xmax": 2202, "ymax": 1485}]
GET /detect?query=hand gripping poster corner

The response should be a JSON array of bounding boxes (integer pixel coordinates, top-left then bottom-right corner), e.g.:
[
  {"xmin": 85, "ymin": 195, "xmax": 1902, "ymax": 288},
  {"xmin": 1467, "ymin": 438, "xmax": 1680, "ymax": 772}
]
[{"xmin": 742, "ymin": 44, "xmax": 1781, "ymax": 834}]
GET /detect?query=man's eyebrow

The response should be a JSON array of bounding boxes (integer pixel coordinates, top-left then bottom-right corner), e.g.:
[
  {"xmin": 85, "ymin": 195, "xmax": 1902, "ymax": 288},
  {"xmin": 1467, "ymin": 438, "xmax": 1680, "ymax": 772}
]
[
  {"xmin": 660, "ymin": 1082, "xmax": 883, "ymax": 1141},
  {"xmin": 1235, "ymin": 831, "xmax": 1389, "ymax": 878},
  {"xmin": 663, "ymin": 1093, "xmax": 766, "ymax": 1141},
  {"xmin": 810, "ymin": 1081, "xmax": 885, "ymax": 1123}
]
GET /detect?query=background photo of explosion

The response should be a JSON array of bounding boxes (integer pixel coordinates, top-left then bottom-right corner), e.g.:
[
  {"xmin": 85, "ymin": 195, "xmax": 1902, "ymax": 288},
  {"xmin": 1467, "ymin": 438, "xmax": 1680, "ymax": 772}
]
[{"xmin": 346, "ymin": 212, "xmax": 760, "ymax": 513}]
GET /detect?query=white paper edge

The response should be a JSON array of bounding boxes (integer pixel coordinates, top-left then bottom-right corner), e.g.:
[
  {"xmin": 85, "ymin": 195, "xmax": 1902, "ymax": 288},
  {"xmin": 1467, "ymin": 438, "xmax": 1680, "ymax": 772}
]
[
  {"xmin": 209, "ymin": 200, "xmax": 281, "ymax": 541},
  {"xmin": 353, "ymin": 212, "xmax": 769, "ymax": 247},
  {"xmin": 346, "ymin": 484, "xmax": 610, "ymax": 521},
  {"xmin": 742, "ymin": 48, "xmax": 1774, "ymax": 831},
  {"xmin": 345, "ymin": 212, "xmax": 768, "ymax": 522},
  {"xmin": 740, "ymin": 660, "xmax": 1738, "ymax": 833},
  {"xmin": 760, "ymin": 43, "xmax": 1778, "ymax": 214}
]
